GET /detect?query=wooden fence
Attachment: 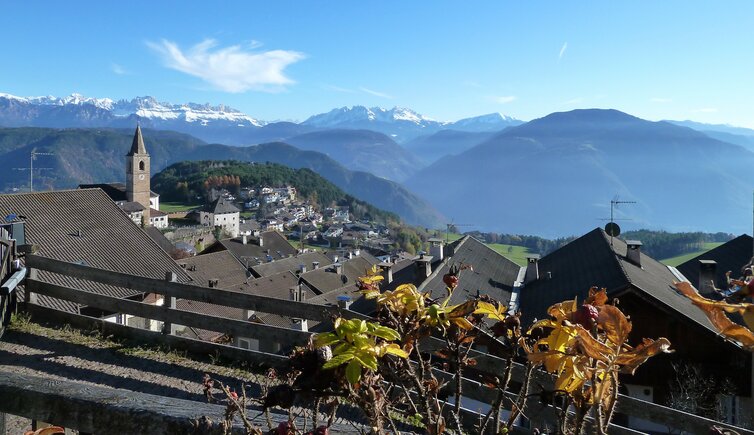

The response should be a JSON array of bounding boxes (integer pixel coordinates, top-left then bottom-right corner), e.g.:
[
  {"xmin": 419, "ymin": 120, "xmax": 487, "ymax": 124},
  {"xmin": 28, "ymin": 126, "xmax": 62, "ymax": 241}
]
[{"xmin": 1, "ymin": 254, "xmax": 751, "ymax": 435}]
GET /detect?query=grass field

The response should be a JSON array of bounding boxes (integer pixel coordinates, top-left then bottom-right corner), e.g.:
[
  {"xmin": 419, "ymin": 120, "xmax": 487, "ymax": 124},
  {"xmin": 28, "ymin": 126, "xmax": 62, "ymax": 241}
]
[
  {"xmin": 160, "ymin": 202, "xmax": 200, "ymax": 213},
  {"xmin": 660, "ymin": 242, "xmax": 723, "ymax": 267},
  {"xmin": 486, "ymin": 243, "xmax": 531, "ymax": 266}
]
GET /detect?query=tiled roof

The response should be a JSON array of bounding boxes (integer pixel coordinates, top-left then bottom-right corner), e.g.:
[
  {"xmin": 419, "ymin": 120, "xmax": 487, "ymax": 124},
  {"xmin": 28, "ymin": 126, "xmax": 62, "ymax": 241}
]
[
  {"xmin": 250, "ymin": 251, "xmax": 333, "ymax": 277},
  {"xmin": 150, "ymin": 208, "xmax": 167, "ymax": 217},
  {"xmin": 676, "ymin": 234, "xmax": 753, "ymax": 291},
  {"xmin": 518, "ymin": 228, "xmax": 716, "ymax": 334},
  {"xmin": 0, "ymin": 189, "xmax": 191, "ymax": 312},
  {"xmin": 418, "ymin": 236, "xmax": 521, "ymax": 306},
  {"xmin": 210, "ymin": 231, "xmax": 298, "ymax": 262},
  {"xmin": 204, "ymin": 197, "xmax": 240, "ymax": 214},
  {"xmin": 300, "ymin": 256, "xmax": 379, "ymax": 295},
  {"xmin": 177, "ymin": 251, "xmax": 250, "ymax": 289},
  {"xmin": 120, "ymin": 201, "xmax": 144, "ymax": 212},
  {"xmin": 244, "ymin": 270, "xmax": 300, "ymax": 299}
]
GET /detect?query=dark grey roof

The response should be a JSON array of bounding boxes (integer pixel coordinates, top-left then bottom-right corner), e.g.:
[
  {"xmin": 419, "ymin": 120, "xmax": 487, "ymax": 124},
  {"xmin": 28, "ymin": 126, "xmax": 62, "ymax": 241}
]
[
  {"xmin": 0, "ymin": 189, "xmax": 191, "ymax": 313},
  {"xmin": 120, "ymin": 201, "xmax": 145, "ymax": 213},
  {"xmin": 79, "ymin": 183, "xmax": 159, "ymax": 201},
  {"xmin": 250, "ymin": 251, "xmax": 333, "ymax": 277},
  {"xmin": 150, "ymin": 208, "xmax": 167, "ymax": 217},
  {"xmin": 144, "ymin": 226, "xmax": 175, "ymax": 254},
  {"xmin": 518, "ymin": 228, "xmax": 716, "ymax": 334},
  {"xmin": 676, "ymin": 234, "xmax": 753, "ymax": 292},
  {"xmin": 208, "ymin": 231, "xmax": 298, "ymax": 263},
  {"xmin": 177, "ymin": 251, "xmax": 250, "ymax": 289},
  {"xmin": 300, "ymin": 256, "xmax": 378, "ymax": 295},
  {"xmin": 204, "ymin": 196, "xmax": 240, "ymax": 214},
  {"xmin": 127, "ymin": 125, "xmax": 147, "ymax": 156},
  {"xmin": 418, "ymin": 236, "xmax": 521, "ymax": 306}
]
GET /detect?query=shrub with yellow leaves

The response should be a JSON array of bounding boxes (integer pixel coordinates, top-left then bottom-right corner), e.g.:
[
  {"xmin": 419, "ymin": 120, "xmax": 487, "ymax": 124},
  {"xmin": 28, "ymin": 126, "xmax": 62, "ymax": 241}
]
[{"xmin": 524, "ymin": 287, "xmax": 673, "ymax": 434}]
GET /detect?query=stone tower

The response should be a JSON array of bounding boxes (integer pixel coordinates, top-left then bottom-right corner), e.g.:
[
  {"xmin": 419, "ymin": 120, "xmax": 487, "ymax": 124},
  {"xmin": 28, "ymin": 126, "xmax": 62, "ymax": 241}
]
[{"xmin": 126, "ymin": 125, "xmax": 151, "ymax": 223}]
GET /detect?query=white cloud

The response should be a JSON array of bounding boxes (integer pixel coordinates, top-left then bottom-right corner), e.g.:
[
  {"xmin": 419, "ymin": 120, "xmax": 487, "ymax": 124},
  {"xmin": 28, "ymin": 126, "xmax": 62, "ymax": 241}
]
[
  {"xmin": 359, "ymin": 87, "xmax": 394, "ymax": 99},
  {"xmin": 650, "ymin": 97, "xmax": 672, "ymax": 103},
  {"xmin": 146, "ymin": 38, "xmax": 305, "ymax": 93},
  {"xmin": 111, "ymin": 63, "xmax": 130, "ymax": 75},
  {"xmin": 559, "ymin": 42, "xmax": 568, "ymax": 60},
  {"xmin": 493, "ymin": 95, "xmax": 516, "ymax": 104},
  {"xmin": 322, "ymin": 84, "xmax": 356, "ymax": 93},
  {"xmin": 692, "ymin": 107, "xmax": 719, "ymax": 113}
]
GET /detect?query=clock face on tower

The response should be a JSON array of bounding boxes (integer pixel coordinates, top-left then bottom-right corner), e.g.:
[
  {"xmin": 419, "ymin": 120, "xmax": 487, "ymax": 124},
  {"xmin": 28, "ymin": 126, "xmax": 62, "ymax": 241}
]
[{"xmin": 138, "ymin": 174, "xmax": 145, "ymax": 180}]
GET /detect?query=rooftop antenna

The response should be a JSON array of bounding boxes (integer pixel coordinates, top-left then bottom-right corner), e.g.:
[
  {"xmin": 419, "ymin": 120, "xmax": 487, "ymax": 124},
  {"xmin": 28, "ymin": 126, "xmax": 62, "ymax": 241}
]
[
  {"xmin": 598, "ymin": 196, "xmax": 636, "ymax": 246},
  {"xmin": 13, "ymin": 148, "xmax": 54, "ymax": 192},
  {"xmin": 445, "ymin": 221, "xmax": 474, "ymax": 244}
]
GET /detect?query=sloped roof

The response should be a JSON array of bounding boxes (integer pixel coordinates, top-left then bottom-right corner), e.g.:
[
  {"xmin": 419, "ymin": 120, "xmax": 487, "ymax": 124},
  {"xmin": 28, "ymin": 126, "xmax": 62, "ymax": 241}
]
[
  {"xmin": 210, "ymin": 231, "xmax": 298, "ymax": 262},
  {"xmin": 418, "ymin": 236, "xmax": 521, "ymax": 306},
  {"xmin": 177, "ymin": 251, "xmax": 250, "ymax": 289},
  {"xmin": 250, "ymin": 251, "xmax": 333, "ymax": 277},
  {"xmin": 79, "ymin": 183, "xmax": 159, "ymax": 200},
  {"xmin": 518, "ymin": 228, "xmax": 716, "ymax": 334},
  {"xmin": 144, "ymin": 226, "xmax": 175, "ymax": 254},
  {"xmin": 120, "ymin": 201, "xmax": 144, "ymax": 213},
  {"xmin": 677, "ymin": 234, "xmax": 753, "ymax": 291},
  {"xmin": 204, "ymin": 196, "xmax": 240, "ymax": 214},
  {"xmin": 300, "ymin": 256, "xmax": 379, "ymax": 295},
  {"xmin": 0, "ymin": 189, "xmax": 191, "ymax": 312}
]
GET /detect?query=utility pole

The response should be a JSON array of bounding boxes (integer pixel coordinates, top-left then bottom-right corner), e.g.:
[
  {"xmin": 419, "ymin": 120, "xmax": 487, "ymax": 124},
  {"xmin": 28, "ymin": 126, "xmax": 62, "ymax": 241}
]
[
  {"xmin": 13, "ymin": 148, "xmax": 54, "ymax": 192},
  {"xmin": 445, "ymin": 222, "xmax": 474, "ymax": 244},
  {"xmin": 598, "ymin": 197, "xmax": 636, "ymax": 246}
]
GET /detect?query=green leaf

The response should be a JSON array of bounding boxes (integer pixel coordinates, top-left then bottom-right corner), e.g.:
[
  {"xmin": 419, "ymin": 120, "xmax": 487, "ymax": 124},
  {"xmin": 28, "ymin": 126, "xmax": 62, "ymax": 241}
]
[
  {"xmin": 346, "ymin": 359, "xmax": 362, "ymax": 385},
  {"xmin": 369, "ymin": 325, "xmax": 401, "ymax": 341},
  {"xmin": 322, "ymin": 352, "xmax": 354, "ymax": 369},
  {"xmin": 354, "ymin": 351, "xmax": 378, "ymax": 371},
  {"xmin": 313, "ymin": 332, "xmax": 340, "ymax": 348},
  {"xmin": 384, "ymin": 344, "xmax": 409, "ymax": 359}
]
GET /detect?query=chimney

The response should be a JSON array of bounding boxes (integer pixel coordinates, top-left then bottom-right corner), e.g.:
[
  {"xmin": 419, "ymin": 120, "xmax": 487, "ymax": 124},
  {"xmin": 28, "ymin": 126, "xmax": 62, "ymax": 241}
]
[
  {"xmin": 299, "ymin": 264, "xmax": 307, "ymax": 274},
  {"xmin": 698, "ymin": 259, "xmax": 717, "ymax": 296},
  {"xmin": 625, "ymin": 240, "xmax": 642, "ymax": 267},
  {"xmin": 354, "ymin": 248, "xmax": 360, "ymax": 257},
  {"xmin": 333, "ymin": 255, "xmax": 339, "ymax": 263},
  {"xmin": 291, "ymin": 318, "xmax": 309, "ymax": 332},
  {"xmin": 258, "ymin": 236, "xmax": 264, "ymax": 247},
  {"xmin": 333, "ymin": 263, "xmax": 343, "ymax": 275},
  {"xmin": 524, "ymin": 254, "xmax": 540, "ymax": 284},
  {"xmin": 242, "ymin": 235, "xmax": 248, "ymax": 245},
  {"xmin": 415, "ymin": 252, "xmax": 433, "ymax": 280},
  {"xmin": 428, "ymin": 238, "xmax": 444, "ymax": 261},
  {"xmin": 337, "ymin": 295, "xmax": 352, "ymax": 310},
  {"xmin": 312, "ymin": 261, "xmax": 320, "ymax": 270},
  {"xmin": 379, "ymin": 262, "xmax": 393, "ymax": 284},
  {"xmin": 208, "ymin": 279, "xmax": 219, "ymax": 288}
]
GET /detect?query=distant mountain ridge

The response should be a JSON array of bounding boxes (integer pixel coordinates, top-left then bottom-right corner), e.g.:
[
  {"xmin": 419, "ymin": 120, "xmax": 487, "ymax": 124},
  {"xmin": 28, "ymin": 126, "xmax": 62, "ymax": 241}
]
[
  {"xmin": 406, "ymin": 108, "xmax": 754, "ymax": 236},
  {"xmin": 0, "ymin": 127, "xmax": 445, "ymax": 228}
]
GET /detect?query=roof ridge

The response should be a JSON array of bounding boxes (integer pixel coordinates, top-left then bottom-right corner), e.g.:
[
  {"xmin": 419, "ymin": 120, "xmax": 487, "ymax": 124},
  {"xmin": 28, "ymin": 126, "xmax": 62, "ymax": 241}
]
[
  {"xmin": 598, "ymin": 229, "xmax": 634, "ymax": 287},
  {"xmin": 466, "ymin": 234, "xmax": 521, "ymax": 267}
]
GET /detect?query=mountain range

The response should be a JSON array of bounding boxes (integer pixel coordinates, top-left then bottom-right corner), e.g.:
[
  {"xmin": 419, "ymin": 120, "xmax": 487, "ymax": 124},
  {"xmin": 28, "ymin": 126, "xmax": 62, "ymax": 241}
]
[
  {"xmin": 406, "ymin": 109, "xmax": 754, "ymax": 236},
  {"xmin": 0, "ymin": 127, "xmax": 445, "ymax": 228}
]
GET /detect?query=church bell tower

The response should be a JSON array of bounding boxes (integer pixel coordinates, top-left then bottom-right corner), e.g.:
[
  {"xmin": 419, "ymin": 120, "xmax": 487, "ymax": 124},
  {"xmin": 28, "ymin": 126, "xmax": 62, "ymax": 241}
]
[{"xmin": 126, "ymin": 125, "xmax": 151, "ymax": 223}]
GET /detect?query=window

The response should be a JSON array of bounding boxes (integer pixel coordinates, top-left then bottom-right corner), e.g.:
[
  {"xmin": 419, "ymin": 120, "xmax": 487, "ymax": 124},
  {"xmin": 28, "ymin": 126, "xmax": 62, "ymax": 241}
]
[{"xmin": 139, "ymin": 161, "xmax": 145, "ymax": 171}]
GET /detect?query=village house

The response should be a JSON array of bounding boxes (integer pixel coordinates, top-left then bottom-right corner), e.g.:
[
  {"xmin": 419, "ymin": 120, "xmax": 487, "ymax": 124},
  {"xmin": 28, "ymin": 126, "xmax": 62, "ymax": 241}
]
[
  {"xmin": 0, "ymin": 188, "xmax": 192, "ymax": 329},
  {"xmin": 517, "ymin": 228, "xmax": 752, "ymax": 430},
  {"xmin": 198, "ymin": 196, "xmax": 241, "ymax": 238}
]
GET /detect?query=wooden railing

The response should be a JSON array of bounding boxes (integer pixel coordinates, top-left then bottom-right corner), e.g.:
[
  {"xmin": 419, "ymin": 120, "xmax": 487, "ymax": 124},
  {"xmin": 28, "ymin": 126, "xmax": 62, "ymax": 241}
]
[{"xmin": 3, "ymin": 254, "xmax": 752, "ymax": 435}]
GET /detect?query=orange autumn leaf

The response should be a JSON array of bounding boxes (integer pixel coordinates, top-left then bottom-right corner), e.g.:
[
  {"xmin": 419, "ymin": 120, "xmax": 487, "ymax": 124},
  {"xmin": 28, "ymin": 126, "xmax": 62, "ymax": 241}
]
[
  {"xmin": 615, "ymin": 338, "xmax": 673, "ymax": 374},
  {"xmin": 597, "ymin": 305, "xmax": 632, "ymax": 346},
  {"xmin": 586, "ymin": 287, "xmax": 609, "ymax": 307},
  {"xmin": 675, "ymin": 281, "xmax": 754, "ymax": 349}
]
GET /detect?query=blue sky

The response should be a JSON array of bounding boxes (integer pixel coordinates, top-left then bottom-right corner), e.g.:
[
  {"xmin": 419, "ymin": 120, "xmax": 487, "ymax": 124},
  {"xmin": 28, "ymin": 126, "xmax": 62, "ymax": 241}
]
[{"xmin": 2, "ymin": 1, "xmax": 753, "ymax": 126}]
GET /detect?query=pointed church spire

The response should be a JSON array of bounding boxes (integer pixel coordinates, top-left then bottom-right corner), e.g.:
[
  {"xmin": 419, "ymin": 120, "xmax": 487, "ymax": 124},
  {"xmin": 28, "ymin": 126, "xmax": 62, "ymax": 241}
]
[{"xmin": 127, "ymin": 125, "xmax": 147, "ymax": 156}]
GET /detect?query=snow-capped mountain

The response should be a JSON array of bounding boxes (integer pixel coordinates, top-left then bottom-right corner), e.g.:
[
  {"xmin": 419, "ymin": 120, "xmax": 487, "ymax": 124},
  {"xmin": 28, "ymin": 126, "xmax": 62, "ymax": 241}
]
[
  {"xmin": 0, "ymin": 93, "xmax": 264, "ymax": 128},
  {"xmin": 449, "ymin": 113, "xmax": 523, "ymax": 132},
  {"xmin": 302, "ymin": 106, "xmax": 521, "ymax": 141}
]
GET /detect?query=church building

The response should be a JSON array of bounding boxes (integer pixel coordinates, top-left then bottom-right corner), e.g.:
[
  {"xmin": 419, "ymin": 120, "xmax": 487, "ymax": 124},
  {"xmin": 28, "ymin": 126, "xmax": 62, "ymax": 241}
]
[{"xmin": 80, "ymin": 126, "xmax": 168, "ymax": 228}]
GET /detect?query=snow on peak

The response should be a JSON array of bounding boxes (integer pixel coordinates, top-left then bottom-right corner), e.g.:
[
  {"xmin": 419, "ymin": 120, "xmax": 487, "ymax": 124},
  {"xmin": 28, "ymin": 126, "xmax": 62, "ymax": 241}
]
[{"xmin": 303, "ymin": 105, "xmax": 436, "ymax": 127}]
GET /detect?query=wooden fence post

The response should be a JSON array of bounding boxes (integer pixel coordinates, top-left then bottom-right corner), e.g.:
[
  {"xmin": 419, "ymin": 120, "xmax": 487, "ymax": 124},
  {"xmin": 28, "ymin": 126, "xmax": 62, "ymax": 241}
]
[
  {"xmin": 162, "ymin": 271, "xmax": 177, "ymax": 335},
  {"xmin": 25, "ymin": 268, "xmax": 38, "ymax": 307}
]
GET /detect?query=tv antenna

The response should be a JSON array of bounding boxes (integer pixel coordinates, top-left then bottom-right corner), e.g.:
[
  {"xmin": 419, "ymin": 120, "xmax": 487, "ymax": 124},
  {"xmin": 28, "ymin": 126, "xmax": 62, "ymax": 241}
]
[
  {"xmin": 13, "ymin": 148, "xmax": 54, "ymax": 192},
  {"xmin": 445, "ymin": 222, "xmax": 474, "ymax": 244},
  {"xmin": 598, "ymin": 197, "xmax": 636, "ymax": 246}
]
